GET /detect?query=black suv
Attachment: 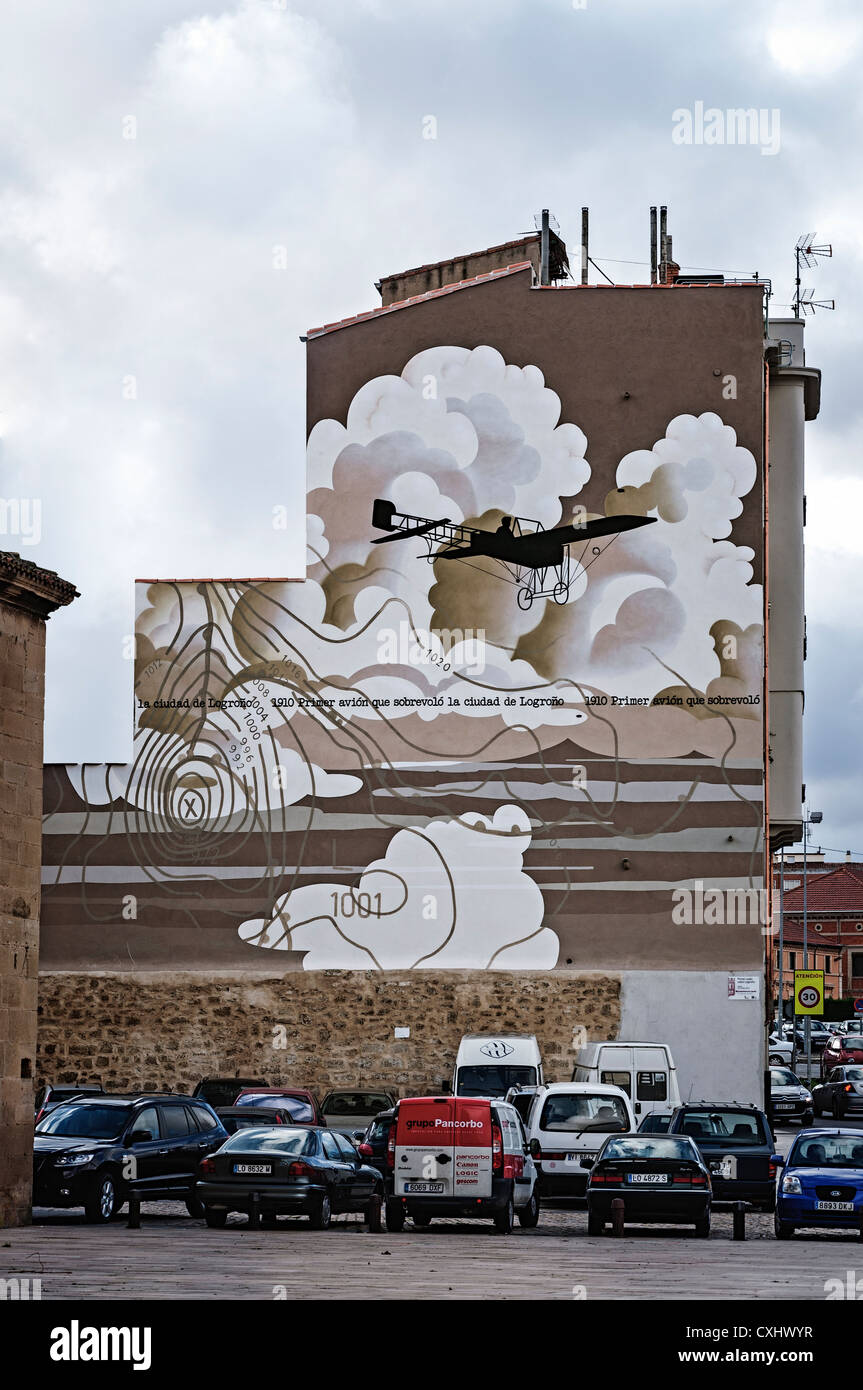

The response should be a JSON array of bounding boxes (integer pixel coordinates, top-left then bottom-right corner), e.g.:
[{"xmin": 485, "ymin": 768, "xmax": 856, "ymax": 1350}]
[
  {"xmin": 33, "ymin": 1094, "xmax": 228, "ymax": 1222},
  {"xmin": 667, "ymin": 1101, "xmax": 781, "ymax": 1211}
]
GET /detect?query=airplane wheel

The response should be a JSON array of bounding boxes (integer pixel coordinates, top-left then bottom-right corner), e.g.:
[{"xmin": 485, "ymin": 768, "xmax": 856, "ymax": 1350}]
[
  {"xmin": 517, "ymin": 587, "xmax": 533, "ymax": 611},
  {"xmin": 552, "ymin": 581, "xmax": 568, "ymax": 604}
]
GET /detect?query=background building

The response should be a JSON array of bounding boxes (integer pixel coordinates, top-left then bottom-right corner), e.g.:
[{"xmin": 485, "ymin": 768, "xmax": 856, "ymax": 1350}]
[
  {"xmin": 38, "ymin": 219, "xmax": 819, "ymax": 1105},
  {"xmin": 0, "ymin": 553, "xmax": 77, "ymax": 1227}
]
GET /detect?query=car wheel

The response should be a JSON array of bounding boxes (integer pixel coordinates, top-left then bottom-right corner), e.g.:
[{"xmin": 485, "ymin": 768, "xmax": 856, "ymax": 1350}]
[
  {"xmin": 185, "ymin": 1196, "xmax": 205, "ymax": 1219},
  {"xmin": 774, "ymin": 1211, "xmax": 794, "ymax": 1240},
  {"xmin": 769, "ymin": 1054, "xmax": 785, "ymax": 1065},
  {"xmin": 493, "ymin": 1195, "xmax": 514, "ymax": 1235},
  {"xmin": 587, "ymin": 1210, "xmax": 604, "ymax": 1236},
  {"xmin": 260, "ymin": 1214, "xmax": 279, "ymax": 1229},
  {"xmin": 309, "ymin": 1193, "xmax": 331, "ymax": 1230},
  {"xmin": 517, "ymin": 1192, "xmax": 540, "ymax": 1229},
  {"xmin": 204, "ymin": 1207, "xmax": 228, "ymax": 1229},
  {"xmin": 694, "ymin": 1216, "xmax": 711, "ymax": 1238},
  {"xmin": 365, "ymin": 1193, "xmax": 383, "ymax": 1232},
  {"xmin": 84, "ymin": 1171, "xmax": 117, "ymax": 1224},
  {"xmin": 385, "ymin": 1198, "xmax": 406, "ymax": 1233},
  {"xmin": 412, "ymin": 1212, "xmax": 432, "ymax": 1228}
]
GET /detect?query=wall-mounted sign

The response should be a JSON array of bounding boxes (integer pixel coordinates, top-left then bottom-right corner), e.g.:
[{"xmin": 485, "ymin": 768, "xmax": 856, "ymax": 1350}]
[{"xmin": 727, "ymin": 973, "xmax": 760, "ymax": 1000}]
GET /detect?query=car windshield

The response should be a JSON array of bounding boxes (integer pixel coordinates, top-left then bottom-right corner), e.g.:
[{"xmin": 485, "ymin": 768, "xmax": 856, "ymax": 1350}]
[
  {"xmin": 322, "ymin": 1093, "xmax": 391, "ymax": 1116},
  {"xmin": 539, "ymin": 1093, "xmax": 628, "ymax": 1132},
  {"xmin": 602, "ymin": 1137, "xmax": 695, "ymax": 1161},
  {"xmin": 235, "ymin": 1094, "xmax": 315, "ymax": 1122},
  {"xmin": 791, "ymin": 1136, "xmax": 863, "ymax": 1168},
  {"xmin": 843, "ymin": 1068, "xmax": 863, "ymax": 1082},
  {"xmin": 638, "ymin": 1113, "xmax": 671, "ymax": 1133},
  {"xmin": 457, "ymin": 1066, "xmax": 536, "ymax": 1097},
  {"xmin": 36, "ymin": 1104, "xmax": 131, "ymax": 1139},
  {"xmin": 678, "ymin": 1110, "xmax": 767, "ymax": 1145},
  {"xmin": 222, "ymin": 1128, "xmax": 314, "ymax": 1155},
  {"xmin": 770, "ymin": 1069, "xmax": 799, "ymax": 1087}
]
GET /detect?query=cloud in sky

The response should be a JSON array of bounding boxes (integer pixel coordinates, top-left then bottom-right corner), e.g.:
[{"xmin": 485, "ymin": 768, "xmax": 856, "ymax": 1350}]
[{"xmin": 0, "ymin": 0, "xmax": 859, "ymax": 847}]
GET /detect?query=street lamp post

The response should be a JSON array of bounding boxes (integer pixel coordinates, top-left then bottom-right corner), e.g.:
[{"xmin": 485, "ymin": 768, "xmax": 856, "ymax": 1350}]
[{"xmin": 802, "ymin": 809, "xmax": 823, "ymax": 1082}]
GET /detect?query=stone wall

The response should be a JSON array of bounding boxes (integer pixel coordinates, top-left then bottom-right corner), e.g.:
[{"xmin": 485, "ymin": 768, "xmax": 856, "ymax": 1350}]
[
  {"xmin": 0, "ymin": 605, "xmax": 45, "ymax": 1226},
  {"xmin": 37, "ymin": 970, "xmax": 621, "ymax": 1095}
]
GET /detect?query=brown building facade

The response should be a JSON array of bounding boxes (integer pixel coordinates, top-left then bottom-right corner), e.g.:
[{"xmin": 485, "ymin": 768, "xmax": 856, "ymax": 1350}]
[{"xmin": 38, "ymin": 234, "xmax": 817, "ymax": 1106}]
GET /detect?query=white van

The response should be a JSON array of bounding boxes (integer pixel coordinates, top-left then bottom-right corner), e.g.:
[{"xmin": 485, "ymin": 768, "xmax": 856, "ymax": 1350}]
[
  {"xmin": 522, "ymin": 1082, "xmax": 635, "ymax": 1199},
  {"xmin": 570, "ymin": 1042, "xmax": 680, "ymax": 1122},
  {"xmin": 453, "ymin": 1034, "xmax": 543, "ymax": 1099}
]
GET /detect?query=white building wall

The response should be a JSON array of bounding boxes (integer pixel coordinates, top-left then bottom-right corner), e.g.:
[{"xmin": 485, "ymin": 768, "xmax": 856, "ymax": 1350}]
[{"xmin": 619, "ymin": 970, "xmax": 765, "ymax": 1107}]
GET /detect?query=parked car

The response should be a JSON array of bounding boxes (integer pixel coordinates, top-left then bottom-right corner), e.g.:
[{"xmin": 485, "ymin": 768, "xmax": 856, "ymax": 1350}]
[
  {"xmin": 584, "ymin": 1133, "xmax": 712, "ymax": 1237},
  {"xmin": 767, "ymin": 1036, "xmax": 794, "ymax": 1066},
  {"xmin": 821, "ymin": 1035, "xmax": 863, "ymax": 1077},
  {"xmin": 356, "ymin": 1107, "xmax": 395, "ymax": 1178},
  {"xmin": 504, "ymin": 1085, "xmax": 541, "ymax": 1124},
  {"xmin": 767, "ymin": 1067, "xmax": 813, "ymax": 1126},
  {"xmin": 667, "ymin": 1102, "xmax": 781, "ymax": 1211},
  {"xmin": 838, "ymin": 1018, "xmax": 863, "ymax": 1036},
  {"xmin": 522, "ymin": 1082, "xmax": 634, "ymax": 1200},
  {"xmin": 453, "ymin": 1034, "xmax": 543, "ymax": 1098},
  {"xmin": 791, "ymin": 1021, "xmax": 832, "ymax": 1053},
  {"xmin": 637, "ymin": 1111, "xmax": 672, "ymax": 1134},
  {"xmin": 192, "ymin": 1077, "xmax": 268, "ymax": 1109},
  {"xmin": 216, "ymin": 1106, "xmax": 299, "ymax": 1135},
  {"xmin": 320, "ymin": 1090, "xmax": 397, "ymax": 1139},
  {"xmin": 34, "ymin": 1082, "xmax": 104, "ymax": 1125},
  {"xmin": 233, "ymin": 1088, "xmax": 324, "ymax": 1124},
  {"xmin": 775, "ymin": 1128, "xmax": 863, "ymax": 1240},
  {"xmin": 571, "ymin": 1041, "xmax": 680, "ymax": 1124},
  {"xmin": 812, "ymin": 1066, "xmax": 863, "ymax": 1120},
  {"xmin": 384, "ymin": 1095, "xmax": 539, "ymax": 1233},
  {"xmin": 197, "ymin": 1125, "xmax": 384, "ymax": 1229},
  {"xmin": 34, "ymin": 1094, "xmax": 227, "ymax": 1222}
]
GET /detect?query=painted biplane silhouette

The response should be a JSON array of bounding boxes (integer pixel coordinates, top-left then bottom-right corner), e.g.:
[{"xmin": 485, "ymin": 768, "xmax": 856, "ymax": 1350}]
[{"xmin": 371, "ymin": 498, "xmax": 656, "ymax": 609}]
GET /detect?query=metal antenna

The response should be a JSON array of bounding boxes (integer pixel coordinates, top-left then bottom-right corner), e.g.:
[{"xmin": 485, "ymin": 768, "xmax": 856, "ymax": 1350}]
[{"xmin": 793, "ymin": 234, "xmax": 834, "ymax": 316}]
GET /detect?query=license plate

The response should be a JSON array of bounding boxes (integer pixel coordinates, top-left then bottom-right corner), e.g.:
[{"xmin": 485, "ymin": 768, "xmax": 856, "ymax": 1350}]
[
  {"xmin": 565, "ymin": 1153, "xmax": 582, "ymax": 1163},
  {"xmin": 773, "ymin": 1103, "xmax": 795, "ymax": 1111},
  {"xmin": 816, "ymin": 1200, "xmax": 854, "ymax": 1212},
  {"xmin": 233, "ymin": 1163, "xmax": 271, "ymax": 1175},
  {"xmin": 404, "ymin": 1182, "xmax": 444, "ymax": 1194},
  {"xmin": 627, "ymin": 1172, "xmax": 669, "ymax": 1184}
]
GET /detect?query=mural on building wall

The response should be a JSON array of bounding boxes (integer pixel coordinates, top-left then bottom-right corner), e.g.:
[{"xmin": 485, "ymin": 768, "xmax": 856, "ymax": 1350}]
[{"xmin": 42, "ymin": 345, "xmax": 764, "ymax": 970}]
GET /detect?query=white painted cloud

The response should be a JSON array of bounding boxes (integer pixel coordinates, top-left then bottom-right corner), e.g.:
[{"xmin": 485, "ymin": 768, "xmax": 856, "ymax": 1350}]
[{"xmin": 238, "ymin": 804, "xmax": 558, "ymax": 969}]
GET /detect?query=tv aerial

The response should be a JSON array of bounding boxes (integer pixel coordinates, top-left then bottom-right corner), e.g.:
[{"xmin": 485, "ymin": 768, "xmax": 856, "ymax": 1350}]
[{"xmin": 794, "ymin": 234, "xmax": 834, "ymax": 316}]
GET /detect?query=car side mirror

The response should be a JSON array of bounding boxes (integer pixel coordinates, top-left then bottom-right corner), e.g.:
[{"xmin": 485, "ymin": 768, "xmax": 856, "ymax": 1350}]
[
  {"xmin": 771, "ymin": 1154, "xmax": 784, "ymax": 1168},
  {"xmin": 528, "ymin": 1138, "xmax": 541, "ymax": 1158},
  {"xmin": 130, "ymin": 1130, "xmax": 152, "ymax": 1145},
  {"xmin": 580, "ymin": 1156, "xmax": 594, "ymax": 1169}
]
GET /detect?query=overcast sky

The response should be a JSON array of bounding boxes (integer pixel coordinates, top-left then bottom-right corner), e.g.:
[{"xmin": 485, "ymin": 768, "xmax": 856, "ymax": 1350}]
[{"xmin": 1, "ymin": 0, "xmax": 859, "ymax": 857}]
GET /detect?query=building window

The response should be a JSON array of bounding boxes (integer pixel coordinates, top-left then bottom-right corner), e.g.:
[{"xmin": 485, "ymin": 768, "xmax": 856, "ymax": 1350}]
[
  {"xmin": 852, "ymin": 952, "xmax": 863, "ymax": 979},
  {"xmin": 814, "ymin": 923, "xmax": 822, "ymax": 932},
  {"xmin": 856, "ymin": 924, "xmax": 863, "ymax": 933},
  {"xmin": 825, "ymin": 956, "xmax": 831, "ymax": 972},
  {"xmin": 789, "ymin": 951, "xmax": 797, "ymax": 969}
]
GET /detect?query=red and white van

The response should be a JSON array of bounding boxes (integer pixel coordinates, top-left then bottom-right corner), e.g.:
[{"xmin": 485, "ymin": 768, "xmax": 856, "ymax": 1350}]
[{"xmin": 384, "ymin": 1095, "xmax": 539, "ymax": 1233}]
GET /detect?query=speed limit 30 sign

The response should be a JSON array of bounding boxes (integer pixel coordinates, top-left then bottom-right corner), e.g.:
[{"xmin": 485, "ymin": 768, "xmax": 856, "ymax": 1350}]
[{"xmin": 794, "ymin": 970, "xmax": 824, "ymax": 1016}]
